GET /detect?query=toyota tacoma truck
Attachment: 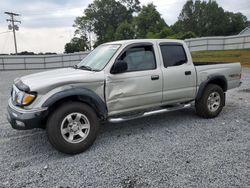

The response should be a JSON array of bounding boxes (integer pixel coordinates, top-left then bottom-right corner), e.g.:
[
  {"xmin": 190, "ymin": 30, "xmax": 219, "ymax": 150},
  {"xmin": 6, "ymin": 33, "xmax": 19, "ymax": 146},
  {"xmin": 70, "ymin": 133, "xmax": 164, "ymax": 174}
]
[{"xmin": 7, "ymin": 39, "xmax": 242, "ymax": 154}]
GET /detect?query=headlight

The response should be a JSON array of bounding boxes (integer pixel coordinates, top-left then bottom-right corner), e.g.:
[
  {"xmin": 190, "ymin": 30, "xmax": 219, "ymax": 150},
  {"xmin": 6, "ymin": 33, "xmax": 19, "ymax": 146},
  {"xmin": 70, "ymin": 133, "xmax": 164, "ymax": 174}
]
[
  {"xmin": 16, "ymin": 91, "xmax": 24, "ymax": 104},
  {"xmin": 22, "ymin": 93, "xmax": 36, "ymax": 105},
  {"xmin": 15, "ymin": 90, "xmax": 36, "ymax": 106}
]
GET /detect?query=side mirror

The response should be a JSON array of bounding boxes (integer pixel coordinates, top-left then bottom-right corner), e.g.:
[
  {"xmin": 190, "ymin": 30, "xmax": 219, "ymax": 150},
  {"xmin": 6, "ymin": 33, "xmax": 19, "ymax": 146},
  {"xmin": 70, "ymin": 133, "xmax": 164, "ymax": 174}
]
[{"xmin": 111, "ymin": 60, "xmax": 128, "ymax": 74}]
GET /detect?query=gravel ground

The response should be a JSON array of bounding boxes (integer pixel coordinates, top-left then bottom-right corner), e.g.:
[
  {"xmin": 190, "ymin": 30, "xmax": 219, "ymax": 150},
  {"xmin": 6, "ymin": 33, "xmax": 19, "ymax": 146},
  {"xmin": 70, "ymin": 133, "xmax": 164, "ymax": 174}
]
[{"xmin": 0, "ymin": 68, "xmax": 249, "ymax": 188}]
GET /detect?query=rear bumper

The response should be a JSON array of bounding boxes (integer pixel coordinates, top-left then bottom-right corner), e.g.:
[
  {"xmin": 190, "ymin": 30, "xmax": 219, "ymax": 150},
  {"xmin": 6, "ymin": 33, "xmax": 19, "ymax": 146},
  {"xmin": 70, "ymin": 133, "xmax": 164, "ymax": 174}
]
[{"xmin": 7, "ymin": 99, "xmax": 48, "ymax": 130}]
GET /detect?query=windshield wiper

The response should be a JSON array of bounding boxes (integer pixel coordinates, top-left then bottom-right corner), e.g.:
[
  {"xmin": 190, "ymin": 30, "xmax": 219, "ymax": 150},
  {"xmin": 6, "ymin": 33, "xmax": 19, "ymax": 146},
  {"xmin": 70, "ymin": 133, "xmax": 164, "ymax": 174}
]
[{"xmin": 73, "ymin": 65, "xmax": 95, "ymax": 71}]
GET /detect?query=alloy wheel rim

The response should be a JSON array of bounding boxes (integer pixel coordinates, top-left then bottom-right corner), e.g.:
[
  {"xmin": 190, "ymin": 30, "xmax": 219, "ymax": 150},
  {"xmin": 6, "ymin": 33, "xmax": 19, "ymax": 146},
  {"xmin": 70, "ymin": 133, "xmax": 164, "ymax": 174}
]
[
  {"xmin": 60, "ymin": 112, "xmax": 90, "ymax": 143},
  {"xmin": 207, "ymin": 91, "xmax": 221, "ymax": 112}
]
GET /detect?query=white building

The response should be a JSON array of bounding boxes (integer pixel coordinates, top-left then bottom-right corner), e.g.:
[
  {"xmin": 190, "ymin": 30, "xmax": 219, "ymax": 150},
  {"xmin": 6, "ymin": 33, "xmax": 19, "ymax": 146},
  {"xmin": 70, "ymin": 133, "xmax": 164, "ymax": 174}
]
[{"xmin": 239, "ymin": 26, "xmax": 250, "ymax": 35}]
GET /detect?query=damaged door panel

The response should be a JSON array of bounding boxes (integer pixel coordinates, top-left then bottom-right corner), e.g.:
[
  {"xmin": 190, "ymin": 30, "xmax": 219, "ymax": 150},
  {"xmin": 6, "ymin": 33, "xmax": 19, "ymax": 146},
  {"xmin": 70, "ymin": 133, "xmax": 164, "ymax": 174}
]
[{"xmin": 106, "ymin": 70, "xmax": 163, "ymax": 115}]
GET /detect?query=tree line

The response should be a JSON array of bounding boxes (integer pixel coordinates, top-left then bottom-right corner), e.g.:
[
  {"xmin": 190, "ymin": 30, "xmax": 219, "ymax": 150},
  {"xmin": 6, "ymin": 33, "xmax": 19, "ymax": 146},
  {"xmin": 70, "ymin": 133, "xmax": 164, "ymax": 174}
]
[
  {"xmin": 0, "ymin": 51, "xmax": 57, "ymax": 56},
  {"xmin": 64, "ymin": 0, "xmax": 249, "ymax": 53}
]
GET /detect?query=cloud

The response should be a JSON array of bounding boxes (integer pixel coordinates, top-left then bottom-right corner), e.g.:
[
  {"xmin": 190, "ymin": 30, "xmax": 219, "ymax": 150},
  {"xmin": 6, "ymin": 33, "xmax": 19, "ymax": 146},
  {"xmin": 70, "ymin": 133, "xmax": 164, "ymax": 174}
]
[
  {"xmin": 0, "ymin": 26, "xmax": 75, "ymax": 54},
  {"xmin": 0, "ymin": 0, "xmax": 90, "ymax": 28},
  {"xmin": 0, "ymin": 0, "xmax": 90, "ymax": 53},
  {"xmin": 217, "ymin": 0, "xmax": 250, "ymax": 18},
  {"xmin": 21, "ymin": 7, "xmax": 84, "ymax": 28}
]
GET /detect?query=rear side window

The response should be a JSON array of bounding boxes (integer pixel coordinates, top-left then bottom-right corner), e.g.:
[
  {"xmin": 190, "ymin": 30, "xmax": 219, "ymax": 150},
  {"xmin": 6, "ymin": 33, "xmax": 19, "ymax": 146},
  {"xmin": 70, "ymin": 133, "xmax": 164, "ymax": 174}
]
[{"xmin": 160, "ymin": 44, "xmax": 187, "ymax": 67}]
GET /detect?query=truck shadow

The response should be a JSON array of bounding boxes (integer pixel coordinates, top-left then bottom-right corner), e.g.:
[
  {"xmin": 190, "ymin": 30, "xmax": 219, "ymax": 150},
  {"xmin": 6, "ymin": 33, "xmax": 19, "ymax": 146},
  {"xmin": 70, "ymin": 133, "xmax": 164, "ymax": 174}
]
[{"xmin": 98, "ymin": 107, "xmax": 199, "ymax": 143}]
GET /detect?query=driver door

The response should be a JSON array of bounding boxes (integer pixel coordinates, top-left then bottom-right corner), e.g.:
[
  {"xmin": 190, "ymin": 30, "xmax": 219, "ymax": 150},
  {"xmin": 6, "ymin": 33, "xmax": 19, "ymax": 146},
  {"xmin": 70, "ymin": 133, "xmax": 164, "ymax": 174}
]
[{"xmin": 105, "ymin": 43, "xmax": 163, "ymax": 116}]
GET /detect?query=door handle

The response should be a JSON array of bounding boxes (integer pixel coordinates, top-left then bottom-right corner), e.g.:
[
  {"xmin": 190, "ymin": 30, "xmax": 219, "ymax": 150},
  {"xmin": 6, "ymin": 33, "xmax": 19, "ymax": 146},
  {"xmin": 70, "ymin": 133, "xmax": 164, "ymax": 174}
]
[
  {"xmin": 185, "ymin": 71, "xmax": 191, "ymax": 75},
  {"xmin": 151, "ymin": 75, "xmax": 159, "ymax": 80}
]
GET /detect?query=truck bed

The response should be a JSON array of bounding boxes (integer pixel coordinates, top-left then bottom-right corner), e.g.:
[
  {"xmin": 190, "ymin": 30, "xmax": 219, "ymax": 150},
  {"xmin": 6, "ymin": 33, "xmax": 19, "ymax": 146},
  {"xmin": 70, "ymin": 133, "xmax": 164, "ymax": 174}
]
[{"xmin": 194, "ymin": 62, "xmax": 241, "ymax": 91}]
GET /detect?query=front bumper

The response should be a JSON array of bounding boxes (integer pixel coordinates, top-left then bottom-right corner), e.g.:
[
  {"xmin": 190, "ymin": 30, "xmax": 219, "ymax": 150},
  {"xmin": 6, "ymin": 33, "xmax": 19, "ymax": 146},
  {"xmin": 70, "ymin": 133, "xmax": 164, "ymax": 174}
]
[{"xmin": 7, "ymin": 99, "xmax": 48, "ymax": 130}]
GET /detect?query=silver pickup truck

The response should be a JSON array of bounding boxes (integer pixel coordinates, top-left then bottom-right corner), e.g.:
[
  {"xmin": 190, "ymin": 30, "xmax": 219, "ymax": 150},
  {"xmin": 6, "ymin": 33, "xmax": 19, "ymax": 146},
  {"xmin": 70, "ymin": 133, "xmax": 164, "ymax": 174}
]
[{"xmin": 7, "ymin": 39, "xmax": 241, "ymax": 154}]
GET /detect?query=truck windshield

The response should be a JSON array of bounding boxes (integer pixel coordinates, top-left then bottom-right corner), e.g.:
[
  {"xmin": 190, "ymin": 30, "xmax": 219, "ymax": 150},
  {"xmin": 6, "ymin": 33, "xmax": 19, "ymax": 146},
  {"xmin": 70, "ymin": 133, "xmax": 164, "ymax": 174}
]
[{"xmin": 77, "ymin": 44, "xmax": 120, "ymax": 71}]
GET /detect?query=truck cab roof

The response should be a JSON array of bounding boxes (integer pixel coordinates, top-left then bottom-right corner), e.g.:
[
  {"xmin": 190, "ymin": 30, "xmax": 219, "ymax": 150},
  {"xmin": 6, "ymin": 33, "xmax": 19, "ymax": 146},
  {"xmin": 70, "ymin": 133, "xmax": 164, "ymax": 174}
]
[{"xmin": 104, "ymin": 39, "xmax": 185, "ymax": 46}]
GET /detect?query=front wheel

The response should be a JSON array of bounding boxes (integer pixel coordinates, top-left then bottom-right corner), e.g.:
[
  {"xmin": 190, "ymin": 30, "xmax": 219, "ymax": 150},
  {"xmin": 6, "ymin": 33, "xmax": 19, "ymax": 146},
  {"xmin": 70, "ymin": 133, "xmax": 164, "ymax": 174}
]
[
  {"xmin": 195, "ymin": 84, "xmax": 224, "ymax": 118},
  {"xmin": 46, "ymin": 102, "xmax": 99, "ymax": 154}
]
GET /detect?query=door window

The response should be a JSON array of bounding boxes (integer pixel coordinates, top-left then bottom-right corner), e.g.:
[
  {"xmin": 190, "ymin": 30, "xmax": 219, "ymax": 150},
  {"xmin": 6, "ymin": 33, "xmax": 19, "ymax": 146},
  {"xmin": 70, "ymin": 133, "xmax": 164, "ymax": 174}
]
[
  {"xmin": 119, "ymin": 45, "xmax": 156, "ymax": 72},
  {"xmin": 160, "ymin": 44, "xmax": 187, "ymax": 67}
]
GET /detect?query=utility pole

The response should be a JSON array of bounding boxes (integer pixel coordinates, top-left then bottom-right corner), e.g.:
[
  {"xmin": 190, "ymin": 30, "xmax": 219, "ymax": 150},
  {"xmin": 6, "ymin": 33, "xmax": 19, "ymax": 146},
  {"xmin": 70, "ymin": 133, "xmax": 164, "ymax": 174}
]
[{"xmin": 4, "ymin": 12, "xmax": 21, "ymax": 55}]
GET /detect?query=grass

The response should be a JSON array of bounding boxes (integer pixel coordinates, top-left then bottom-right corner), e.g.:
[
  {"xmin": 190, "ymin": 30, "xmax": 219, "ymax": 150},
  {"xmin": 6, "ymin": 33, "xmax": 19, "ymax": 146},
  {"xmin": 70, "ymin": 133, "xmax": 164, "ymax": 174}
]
[{"xmin": 191, "ymin": 48, "xmax": 250, "ymax": 67}]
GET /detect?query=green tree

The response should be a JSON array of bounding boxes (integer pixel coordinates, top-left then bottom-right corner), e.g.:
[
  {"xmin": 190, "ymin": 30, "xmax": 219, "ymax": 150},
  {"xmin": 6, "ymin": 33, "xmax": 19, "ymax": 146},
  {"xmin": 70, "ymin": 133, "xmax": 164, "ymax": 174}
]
[
  {"xmin": 224, "ymin": 12, "xmax": 248, "ymax": 35},
  {"xmin": 115, "ymin": 20, "xmax": 135, "ymax": 40},
  {"xmin": 170, "ymin": 31, "xmax": 196, "ymax": 40},
  {"xmin": 120, "ymin": 0, "xmax": 141, "ymax": 14},
  {"xmin": 173, "ymin": 0, "xmax": 248, "ymax": 37},
  {"xmin": 135, "ymin": 3, "xmax": 167, "ymax": 38},
  {"xmin": 64, "ymin": 36, "xmax": 89, "ymax": 53},
  {"xmin": 74, "ymin": 0, "xmax": 139, "ymax": 46},
  {"xmin": 146, "ymin": 27, "xmax": 174, "ymax": 38},
  {"xmin": 175, "ymin": 0, "xmax": 200, "ymax": 33},
  {"xmin": 17, "ymin": 51, "xmax": 35, "ymax": 55},
  {"xmin": 199, "ymin": 0, "xmax": 226, "ymax": 36}
]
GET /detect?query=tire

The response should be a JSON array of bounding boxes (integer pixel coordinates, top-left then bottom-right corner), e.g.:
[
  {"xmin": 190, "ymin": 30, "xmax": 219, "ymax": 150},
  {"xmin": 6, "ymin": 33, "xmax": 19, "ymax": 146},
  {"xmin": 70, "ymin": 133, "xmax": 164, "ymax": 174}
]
[
  {"xmin": 195, "ymin": 84, "xmax": 224, "ymax": 118},
  {"xmin": 46, "ymin": 101, "xmax": 99, "ymax": 154}
]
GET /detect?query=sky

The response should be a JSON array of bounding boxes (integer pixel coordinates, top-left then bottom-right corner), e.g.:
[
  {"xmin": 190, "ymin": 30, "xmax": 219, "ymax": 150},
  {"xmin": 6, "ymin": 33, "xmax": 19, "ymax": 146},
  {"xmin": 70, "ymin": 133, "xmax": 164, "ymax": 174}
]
[{"xmin": 0, "ymin": 0, "xmax": 250, "ymax": 54}]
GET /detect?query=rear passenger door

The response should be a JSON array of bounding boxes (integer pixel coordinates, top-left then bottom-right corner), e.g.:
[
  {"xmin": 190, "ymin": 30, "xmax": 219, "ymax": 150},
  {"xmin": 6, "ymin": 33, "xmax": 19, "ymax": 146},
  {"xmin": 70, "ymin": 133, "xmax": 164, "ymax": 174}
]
[{"xmin": 159, "ymin": 42, "xmax": 196, "ymax": 103}]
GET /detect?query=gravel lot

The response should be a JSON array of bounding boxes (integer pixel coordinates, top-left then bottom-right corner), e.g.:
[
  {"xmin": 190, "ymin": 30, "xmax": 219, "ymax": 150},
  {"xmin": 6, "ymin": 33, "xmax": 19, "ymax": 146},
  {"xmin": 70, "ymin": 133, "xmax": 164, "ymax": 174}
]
[{"xmin": 0, "ymin": 68, "xmax": 249, "ymax": 188}]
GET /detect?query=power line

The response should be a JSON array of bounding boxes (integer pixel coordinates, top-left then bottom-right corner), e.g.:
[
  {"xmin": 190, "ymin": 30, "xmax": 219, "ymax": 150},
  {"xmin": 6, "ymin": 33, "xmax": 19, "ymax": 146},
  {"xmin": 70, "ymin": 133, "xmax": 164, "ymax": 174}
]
[{"xmin": 4, "ymin": 12, "xmax": 21, "ymax": 55}]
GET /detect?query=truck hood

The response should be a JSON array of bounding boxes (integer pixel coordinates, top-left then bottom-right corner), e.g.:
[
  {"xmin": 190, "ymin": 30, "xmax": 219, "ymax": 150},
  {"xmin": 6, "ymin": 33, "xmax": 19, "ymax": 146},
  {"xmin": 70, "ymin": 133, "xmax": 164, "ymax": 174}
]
[{"xmin": 19, "ymin": 68, "xmax": 105, "ymax": 92}]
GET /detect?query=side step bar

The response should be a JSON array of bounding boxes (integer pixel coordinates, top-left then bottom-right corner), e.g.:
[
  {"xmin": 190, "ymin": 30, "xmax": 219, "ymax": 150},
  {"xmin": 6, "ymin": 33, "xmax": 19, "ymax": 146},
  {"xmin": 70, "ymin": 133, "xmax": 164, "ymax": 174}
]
[{"xmin": 108, "ymin": 103, "xmax": 191, "ymax": 123}]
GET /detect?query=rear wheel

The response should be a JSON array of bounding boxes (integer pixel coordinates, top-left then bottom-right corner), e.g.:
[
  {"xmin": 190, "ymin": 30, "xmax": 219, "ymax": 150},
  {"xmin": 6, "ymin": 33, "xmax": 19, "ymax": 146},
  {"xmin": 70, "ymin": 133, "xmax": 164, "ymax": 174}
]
[
  {"xmin": 46, "ymin": 102, "xmax": 99, "ymax": 154},
  {"xmin": 195, "ymin": 84, "xmax": 224, "ymax": 118}
]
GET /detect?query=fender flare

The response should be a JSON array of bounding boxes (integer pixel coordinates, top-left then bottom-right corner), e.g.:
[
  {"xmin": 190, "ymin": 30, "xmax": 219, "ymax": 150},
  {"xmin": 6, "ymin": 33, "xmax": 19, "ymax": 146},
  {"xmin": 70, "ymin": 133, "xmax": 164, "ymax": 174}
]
[
  {"xmin": 196, "ymin": 75, "xmax": 228, "ymax": 100},
  {"xmin": 42, "ymin": 88, "xmax": 107, "ymax": 119}
]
